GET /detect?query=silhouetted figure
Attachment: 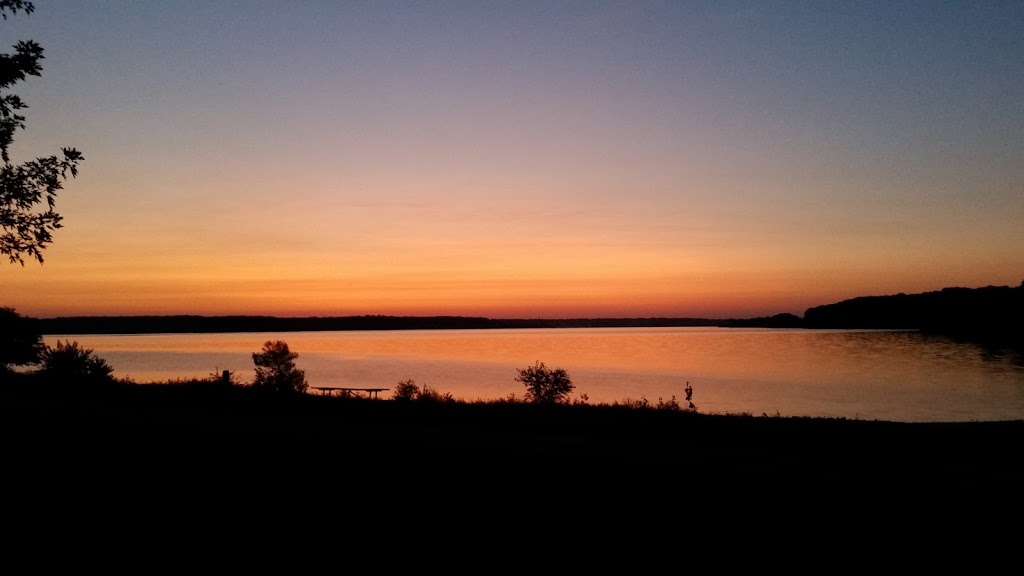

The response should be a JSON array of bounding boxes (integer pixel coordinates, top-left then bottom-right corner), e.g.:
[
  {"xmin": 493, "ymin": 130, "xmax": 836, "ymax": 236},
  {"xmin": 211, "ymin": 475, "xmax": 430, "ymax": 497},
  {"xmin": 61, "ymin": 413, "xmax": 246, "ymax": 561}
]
[{"xmin": 685, "ymin": 381, "xmax": 696, "ymax": 412}]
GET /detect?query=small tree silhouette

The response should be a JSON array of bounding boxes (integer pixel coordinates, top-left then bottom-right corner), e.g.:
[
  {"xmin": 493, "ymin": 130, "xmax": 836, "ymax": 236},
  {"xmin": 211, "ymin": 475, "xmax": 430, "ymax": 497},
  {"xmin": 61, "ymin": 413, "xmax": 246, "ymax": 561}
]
[
  {"xmin": 515, "ymin": 361, "xmax": 574, "ymax": 404},
  {"xmin": 392, "ymin": 379, "xmax": 419, "ymax": 401},
  {"xmin": 0, "ymin": 306, "xmax": 43, "ymax": 373},
  {"xmin": 39, "ymin": 340, "xmax": 114, "ymax": 384},
  {"xmin": 251, "ymin": 340, "xmax": 307, "ymax": 394}
]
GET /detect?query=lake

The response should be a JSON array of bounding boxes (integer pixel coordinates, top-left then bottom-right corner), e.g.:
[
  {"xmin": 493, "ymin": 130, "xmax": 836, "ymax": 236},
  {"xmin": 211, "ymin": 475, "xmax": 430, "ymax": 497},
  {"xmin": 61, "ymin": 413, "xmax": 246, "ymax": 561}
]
[{"xmin": 44, "ymin": 328, "xmax": 1024, "ymax": 422}]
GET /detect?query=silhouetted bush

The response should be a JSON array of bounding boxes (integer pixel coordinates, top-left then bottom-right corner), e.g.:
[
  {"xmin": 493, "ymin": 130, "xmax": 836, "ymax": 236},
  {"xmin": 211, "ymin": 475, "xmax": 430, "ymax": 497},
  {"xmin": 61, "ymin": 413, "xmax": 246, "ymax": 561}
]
[
  {"xmin": 38, "ymin": 340, "xmax": 114, "ymax": 384},
  {"xmin": 392, "ymin": 379, "xmax": 419, "ymax": 401},
  {"xmin": 416, "ymin": 384, "xmax": 454, "ymax": 403},
  {"xmin": 391, "ymin": 379, "xmax": 453, "ymax": 402},
  {"xmin": 571, "ymin": 393, "xmax": 591, "ymax": 406},
  {"xmin": 0, "ymin": 307, "xmax": 43, "ymax": 373},
  {"xmin": 515, "ymin": 361, "xmax": 574, "ymax": 404},
  {"xmin": 656, "ymin": 396, "xmax": 681, "ymax": 411},
  {"xmin": 616, "ymin": 398, "xmax": 651, "ymax": 410},
  {"xmin": 209, "ymin": 369, "xmax": 239, "ymax": 387},
  {"xmin": 489, "ymin": 393, "xmax": 520, "ymax": 405},
  {"xmin": 251, "ymin": 340, "xmax": 306, "ymax": 394}
]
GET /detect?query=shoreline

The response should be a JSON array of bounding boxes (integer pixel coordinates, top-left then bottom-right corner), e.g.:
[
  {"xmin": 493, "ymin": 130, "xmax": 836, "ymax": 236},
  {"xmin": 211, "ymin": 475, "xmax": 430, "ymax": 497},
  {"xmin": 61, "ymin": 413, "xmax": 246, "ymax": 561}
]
[
  {"xmin": 6, "ymin": 377, "xmax": 1022, "ymax": 489},
  {"xmin": 31, "ymin": 314, "xmax": 806, "ymax": 335},
  {"xmin": 6, "ymin": 376, "xmax": 1022, "ymax": 426},
  {"xmin": 8, "ymin": 332, "xmax": 1019, "ymax": 491},
  {"xmin": 41, "ymin": 325, "xmax": 913, "ymax": 338}
]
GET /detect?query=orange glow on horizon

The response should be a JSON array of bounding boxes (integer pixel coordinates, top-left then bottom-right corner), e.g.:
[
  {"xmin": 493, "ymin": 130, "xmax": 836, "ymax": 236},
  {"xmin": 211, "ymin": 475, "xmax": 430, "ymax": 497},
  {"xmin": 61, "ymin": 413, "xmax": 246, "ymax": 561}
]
[{"xmin": 4, "ymin": 3, "xmax": 1023, "ymax": 319}]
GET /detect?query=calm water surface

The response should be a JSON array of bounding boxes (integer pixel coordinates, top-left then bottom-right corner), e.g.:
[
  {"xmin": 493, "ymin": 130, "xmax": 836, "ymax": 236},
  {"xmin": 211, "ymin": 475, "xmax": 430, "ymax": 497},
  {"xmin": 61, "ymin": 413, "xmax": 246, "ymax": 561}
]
[{"xmin": 46, "ymin": 328, "xmax": 1024, "ymax": 422}]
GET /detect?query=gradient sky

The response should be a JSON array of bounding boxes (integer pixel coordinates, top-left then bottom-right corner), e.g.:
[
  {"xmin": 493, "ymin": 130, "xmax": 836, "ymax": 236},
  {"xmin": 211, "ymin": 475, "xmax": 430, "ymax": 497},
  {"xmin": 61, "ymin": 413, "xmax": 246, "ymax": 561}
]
[{"xmin": 2, "ymin": 1, "xmax": 1022, "ymax": 318}]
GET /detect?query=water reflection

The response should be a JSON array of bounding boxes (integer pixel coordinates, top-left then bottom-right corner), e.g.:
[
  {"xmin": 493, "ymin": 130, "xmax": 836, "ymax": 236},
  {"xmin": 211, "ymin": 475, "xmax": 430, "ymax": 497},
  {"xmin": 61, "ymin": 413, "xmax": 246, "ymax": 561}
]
[{"xmin": 46, "ymin": 328, "xmax": 1024, "ymax": 422}]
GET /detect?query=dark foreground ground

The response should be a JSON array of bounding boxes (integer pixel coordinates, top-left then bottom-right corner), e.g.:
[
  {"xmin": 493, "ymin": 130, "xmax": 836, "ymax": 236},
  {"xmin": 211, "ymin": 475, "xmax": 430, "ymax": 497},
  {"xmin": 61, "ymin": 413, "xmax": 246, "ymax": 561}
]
[
  {"xmin": 5, "ymin": 377, "xmax": 1024, "ymax": 545},
  {"xmin": 5, "ymin": 379, "xmax": 1022, "ymax": 482},
  {"xmin": 6, "ymin": 379, "xmax": 1019, "ymax": 555}
]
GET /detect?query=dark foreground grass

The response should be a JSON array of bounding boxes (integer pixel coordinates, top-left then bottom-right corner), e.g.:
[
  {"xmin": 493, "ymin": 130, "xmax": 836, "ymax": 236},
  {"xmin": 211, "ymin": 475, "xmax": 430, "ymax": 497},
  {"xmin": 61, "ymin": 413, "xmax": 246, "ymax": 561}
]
[
  {"xmin": 5, "ymin": 377, "xmax": 1019, "ymax": 550},
  {"xmin": 5, "ymin": 376, "xmax": 1022, "ymax": 480},
  {"xmin": 6, "ymin": 375, "xmax": 1024, "ymax": 536}
]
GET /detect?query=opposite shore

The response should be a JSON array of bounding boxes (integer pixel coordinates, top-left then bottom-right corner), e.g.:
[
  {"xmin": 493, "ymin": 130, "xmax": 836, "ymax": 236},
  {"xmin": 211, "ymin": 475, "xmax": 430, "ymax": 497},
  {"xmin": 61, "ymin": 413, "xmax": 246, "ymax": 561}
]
[{"xmin": 27, "ymin": 282, "xmax": 1023, "ymax": 342}]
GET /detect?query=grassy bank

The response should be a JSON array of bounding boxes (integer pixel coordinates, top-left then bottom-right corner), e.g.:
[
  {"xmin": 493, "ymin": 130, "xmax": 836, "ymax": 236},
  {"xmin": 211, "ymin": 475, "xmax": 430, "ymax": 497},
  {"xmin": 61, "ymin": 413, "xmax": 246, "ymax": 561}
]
[{"xmin": 5, "ymin": 375, "xmax": 1022, "ymax": 480}]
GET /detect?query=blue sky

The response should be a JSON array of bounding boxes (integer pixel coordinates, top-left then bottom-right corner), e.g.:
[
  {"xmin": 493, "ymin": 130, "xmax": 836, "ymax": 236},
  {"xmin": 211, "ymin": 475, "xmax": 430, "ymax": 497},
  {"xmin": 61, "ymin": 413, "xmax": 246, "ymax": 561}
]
[{"xmin": 2, "ymin": 1, "xmax": 1022, "ymax": 317}]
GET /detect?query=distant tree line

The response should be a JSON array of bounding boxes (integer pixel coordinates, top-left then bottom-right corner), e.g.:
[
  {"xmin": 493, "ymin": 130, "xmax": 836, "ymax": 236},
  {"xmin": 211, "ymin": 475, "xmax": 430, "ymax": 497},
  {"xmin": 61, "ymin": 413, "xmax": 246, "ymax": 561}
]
[
  {"xmin": 804, "ymin": 282, "xmax": 1024, "ymax": 338},
  {"xmin": 33, "ymin": 314, "xmax": 804, "ymax": 335},
  {"xmin": 12, "ymin": 281, "xmax": 1024, "ymax": 343}
]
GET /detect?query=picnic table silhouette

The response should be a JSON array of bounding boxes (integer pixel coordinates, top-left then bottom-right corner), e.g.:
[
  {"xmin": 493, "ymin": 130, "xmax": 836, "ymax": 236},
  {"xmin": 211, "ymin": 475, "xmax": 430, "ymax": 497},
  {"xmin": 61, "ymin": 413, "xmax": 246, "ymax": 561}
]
[{"xmin": 310, "ymin": 386, "xmax": 389, "ymax": 399}]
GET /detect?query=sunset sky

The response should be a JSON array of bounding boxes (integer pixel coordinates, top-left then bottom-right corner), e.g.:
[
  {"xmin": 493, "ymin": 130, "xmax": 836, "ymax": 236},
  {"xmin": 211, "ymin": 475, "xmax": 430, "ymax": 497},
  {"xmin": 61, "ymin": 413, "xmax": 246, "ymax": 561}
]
[{"xmin": 2, "ymin": 1, "xmax": 1022, "ymax": 318}]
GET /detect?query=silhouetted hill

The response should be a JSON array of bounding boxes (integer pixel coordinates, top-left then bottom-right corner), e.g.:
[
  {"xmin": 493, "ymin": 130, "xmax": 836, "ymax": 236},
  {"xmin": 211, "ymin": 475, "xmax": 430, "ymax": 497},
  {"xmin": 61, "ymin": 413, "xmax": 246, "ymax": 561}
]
[
  {"xmin": 28, "ymin": 282, "xmax": 1023, "ymax": 336},
  {"xmin": 718, "ymin": 313, "xmax": 804, "ymax": 328},
  {"xmin": 805, "ymin": 282, "xmax": 1024, "ymax": 338}
]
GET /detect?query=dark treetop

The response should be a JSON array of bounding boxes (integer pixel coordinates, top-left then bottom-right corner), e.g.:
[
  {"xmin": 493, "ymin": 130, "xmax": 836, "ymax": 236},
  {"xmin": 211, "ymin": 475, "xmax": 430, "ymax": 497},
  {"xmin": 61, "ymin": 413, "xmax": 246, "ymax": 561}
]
[{"xmin": 0, "ymin": 0, "xmax": 83, "ymax": 265}]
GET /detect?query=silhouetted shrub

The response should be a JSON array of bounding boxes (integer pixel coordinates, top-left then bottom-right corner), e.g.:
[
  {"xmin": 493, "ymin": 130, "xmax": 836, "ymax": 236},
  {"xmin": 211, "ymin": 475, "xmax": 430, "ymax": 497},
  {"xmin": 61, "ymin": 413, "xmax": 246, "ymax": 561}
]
[
  {"xmin": 209, "ymin": 369, "xmax": 239, "ymax": 387},
  {"xmin": 416, "ymin": 384, "xmax": 454, "ymax": 403},
  {"xmin": 0, "ymin": 307, "xmax": 43, "ymax": 373},
  {"xmin": 390, "ymin": 379, "xmax": 453, "ymax": 402},
  {"xmin": 489, "ymin": 393, "xmax": 520, "ymax": 405},
  {"xmin": 38, "ymin": 340, "xmax": 114, "ymax": 384},
  {"xmin": 616, "ymin": 398, "xmax": 651, "ymax": 410},
  {"xmin": 392, "ymin": 379, "xmax": 419, "ymax": 401},
  {"xmin": 656, "ymin": 396, "xmax": 681, "ymax": 411},
  {"xmin": 515, "ymin": 361, "xmax": 574, "ymax": 404},
  {"xmin": 252, "ymin": 340, "xmax": 307, "ymax": 394}
]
